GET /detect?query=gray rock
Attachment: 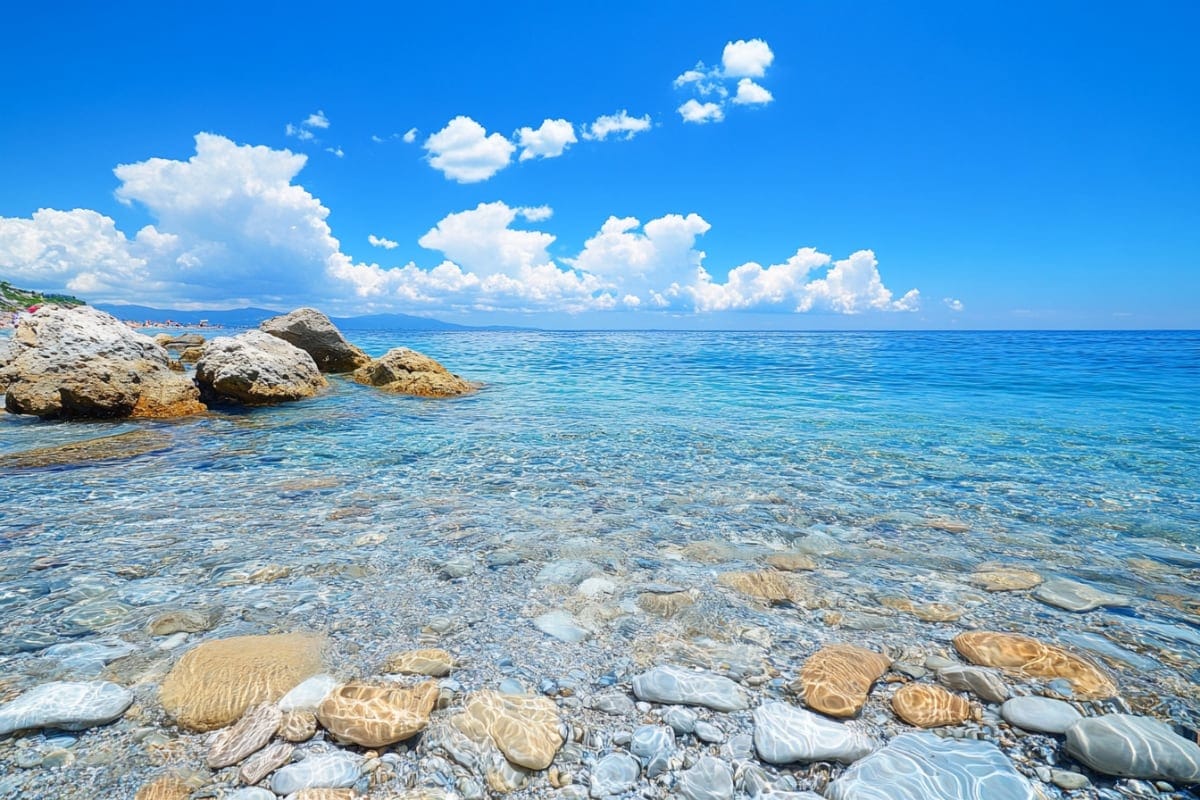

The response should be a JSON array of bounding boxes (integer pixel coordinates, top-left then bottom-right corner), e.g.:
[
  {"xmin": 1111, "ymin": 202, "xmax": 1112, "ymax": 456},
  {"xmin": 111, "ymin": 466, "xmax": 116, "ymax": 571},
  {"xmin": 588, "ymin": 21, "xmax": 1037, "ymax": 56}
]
[
  {"xmin": 260, "ymin": 307, "xmax": 370, "ymax": 373},
  {"xmin": 195, "ymin": 330, "xmax": 326, "ymax": 404},
  {"xmin": 352, "ymin": 347, "xmax": 476, "ymax": 397},
  {"xmin": 0, "ymin": 305, "xmax": 203, "ymax": 419},
  {"xmin": 630, "ymin": 724, "xmax": 674, "ymax": 764},
  {"xmin": 631, "ymin": 665, "xmax": 748, "ymax": 712},
  {"xmin": 41, "ymin": 640, "xmax": 136, "ymax": 675},
  {"xmin": 1001, "ymin": 696, "xmax": 1081, "ymax": 735},
  {"xmin": 534, "ymin": 611, "xmax": 590, "ymax": 643},
  {"xmin": 677, "ymin": 757, "xmax": 734, "ymax": 800},
  {"xmin": 1065, "ymin": 714, "xmax": 1200, "ymax": 782},
  {"xmin": 663, "ymin": 707, "xmax": 697, "ymax": 734},
  {"xmin": 269, "ymin": 751, "xmax": 361, "ymax": 795},
  {"xmin": 277, "ymin": 674, "xmax": 338, "ymax": 712},
  {"xmin": 226, "ymin": 790, "xmax": 276, "ymax": 800},
  {"xmin": 589, "ymin": 751, "xmax": 640, "ymax": 798},
  {"xmin": 536, "ymin": 560, "xmax": 599, "ymax": 586},
  {"xmin": 590, "ymin": 692, "xmax": 635, "ymax": 716},
  {"xmin": 936, "ymin": 664, "xmax": 1010, "ymax": 704},
  {"xmin": 1033, "ymin": 578, "xmax": 1131, "ymax": 612},
  {"xmin": 752, "ymin": 701, "xmax": 876, "ymax": 765},
  {"xmin": 694, "ymin": 720, "xmax": 725, "ymax": 743},
  {"xmin": 0, "ymin": 681, "xmax": 133, "ymax": 735},
  {"xmin": 826, "ymin": 732, "xmax": 1040, "ymax": 800},
  {"xmin": 1050, "ymin": 769, "xmax": 1091, "ymax": 790}
]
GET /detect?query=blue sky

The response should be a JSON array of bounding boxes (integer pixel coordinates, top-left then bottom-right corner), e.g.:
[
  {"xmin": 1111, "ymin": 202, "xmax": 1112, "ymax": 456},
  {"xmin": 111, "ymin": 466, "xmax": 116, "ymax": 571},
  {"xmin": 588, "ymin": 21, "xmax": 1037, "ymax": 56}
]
[{"xmin": 1, "ymin": 1, "xmax": 1197, "ymax": 328}]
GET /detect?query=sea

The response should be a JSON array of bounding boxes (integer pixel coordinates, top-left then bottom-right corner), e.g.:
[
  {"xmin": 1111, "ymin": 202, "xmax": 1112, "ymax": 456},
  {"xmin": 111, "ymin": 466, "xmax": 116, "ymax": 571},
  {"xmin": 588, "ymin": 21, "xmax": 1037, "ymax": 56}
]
[{"xmin": 0, "ymin": 328, "xmax": 1198, "ymax": 796}]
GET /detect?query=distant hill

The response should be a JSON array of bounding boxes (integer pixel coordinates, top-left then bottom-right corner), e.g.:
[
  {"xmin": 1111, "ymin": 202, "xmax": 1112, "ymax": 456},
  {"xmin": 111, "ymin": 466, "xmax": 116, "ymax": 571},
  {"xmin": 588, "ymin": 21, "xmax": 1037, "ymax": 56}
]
[
  {"xmin": 94, "ymin": 304, "xmax": 478, "ymax": 331},
  {"xmin": 1, "ymin": 281, "xmax": 84, "ymax": 313}
]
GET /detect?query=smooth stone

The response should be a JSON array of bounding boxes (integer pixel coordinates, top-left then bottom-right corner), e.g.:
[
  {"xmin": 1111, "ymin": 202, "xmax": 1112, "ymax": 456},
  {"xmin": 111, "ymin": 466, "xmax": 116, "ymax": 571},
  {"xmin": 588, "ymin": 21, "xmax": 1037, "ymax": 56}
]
[
  {"xmin": 1033, "ymin": 578, "xmax": 1131, "ymax": 612},
  {"xmin": 536, "ymin": 560, "xmax": 598, "ymax": 586},
  {"xmin": 205, "ymin": 703, "xmax": 282, "ymax": 768},
  {"xmin": 953, "ymin": 631, "xmax": 1117, "ymax": 699},
  {"xmin": 147, "ymin": 608, "xmax": 220, "ymax": 637},
  {"xmin": 1050, "ymin": 769, "xmax": 1091, "ymax": 790},
  {"xmin": 239, "ymin": 741, "xmax": 294, "ymax": 785},
  {"xmin": 1065, "ymin": 714, "xmax": 1200, "ymax": 782},
  {"xmin": 577, "ymin": 577, "xmax": 616, "ymax": 598},
  {"xmin": 590, "ymin": 692, "xmax": 635, "ymax": 716},
  {"xmin": 936, "ymin": 665, "xmax": 1010, "ymax": 704},
  {"xmin": 61, "ymin": 598, "xmax": 133, "ymax": 633},
  {"xmin": 677, "ymin": 756, "xmax": 734, "ymax": 800},
  {"xmin": 891, "ymin": 683, "xmax": 972, "ymax": 728},
  {"xmin": 796, "ymin": 644, "xmax": 891, "ymax": 718},
  {"xmin": 662, "ymin": 707, "xmax": 697, "ymax": 734},
  {"xmin": 453, "ymin": 690, "xmax": 564, "ymax": 770},
  {"xmin": 589, "ymin": 752, "xmax": 640, "ymax": 798},
  {"xmin": 225, "ymin": 790, "xmax": 276, "ymax": 800},
  {"xmin": 826, "ymin": 731, "xmax": 1040, "ymax": 800},
  {"xmin": 0, "ymin": 681, "xmax": 133, "ymax": 735},
  {"xmin": 259, "ymin": 307, "xmax": 370, "ymax": 373},
  {"xmin": 316, "ymin": 680, "xmax": 438, "ymax": 747},
  {"xmin": 269, "ymin": 752, "xmax": 361, "ymax": 795},
  {"xmin": 383, "ymin": 648, "xmax": 453, "ymax": 677},
  {"xmin": 278, "ymin": 674, "xmax": 339, "ymax": 712},
  {"xmin": 42, "ymin": 640, "xmax": 137, "ymax": 675},
  {"xmin": 630, "ymin": 724, "xmax": 674, "ymax": 763},
  {"xmin": 1000, "ymin": 696, "xmax": 1081, "ymax": 734},
  {"xmin": 694, "ymin": 720, "xmax": 725, "ymax": 743},
  {"xmin": 534, "ymin": 611, "xmax": 590, "ymax": 643},
  {"xmin": 631, "ymin": 665, "xmax": 749, "ymax": 712},
  {"xmin": 752, "ymin": 701, "xmax": 876, "ymax": 765}
]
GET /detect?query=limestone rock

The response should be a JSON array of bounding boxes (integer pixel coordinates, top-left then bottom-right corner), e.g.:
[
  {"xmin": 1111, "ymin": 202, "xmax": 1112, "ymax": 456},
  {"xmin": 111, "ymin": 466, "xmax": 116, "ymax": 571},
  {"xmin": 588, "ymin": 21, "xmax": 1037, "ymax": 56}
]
[
  {"xmin": 953, "ymin": 631, "xmax": 1117, "ymax": 699},
  {"xmin": 0, "ymin": 680, "xmax": 133, "ymax": 735},
  {"xmin": 0, "ymin": 305, "xmax": 204, "ymax": 419},
  {"xmin": 269, "ymin": 752, "xmax": 361, "ymax": 795},
  {"xmin": 316, "ymin": 680, "xmax": 438, "ymax": 747},
  {"xmin": 764, "ymin": 552, "xmax": 818, "ymax": 571},
  {"xmin": 384, "ymin": 648, "xmax": 454, "ymax": 677},
  {"xmin": 205, "ymin": 702, "xmax": 282, "ymax": 768},
  {"xmin": 2, "ymin": 430, "xmax": 173, "ymax": 470},
  {"xmin": 147, "ymin": 607, "xmax": 221, "ymax": 637},
  {"xmin": 1033, "ymin": 578, "xmax": 1131, "ymax": 612},
  {"xmin": 676, "ymin": 756, "xmax": 734, "ymax": 800},
  {"xmin": 891, "ymin": 684, "xmax": 972, "ymax": 728},
  {"xmin": 588, "ymin": 752, "xmax": 640, "ymax": 798},
  {"xmin": 159, "ymin": 633, "xmax": 324, "ymax": 731},
  {"xmin": 753, "ymin": 701, "xmax": 877, "ymax": 765},
  {"xmin": 796, "ymin": 644, "xmax": 891, "ymax": 718},
  {"xmin": 452, "ymin": 690, "xmax": 563, "ymax": 770},
  {"xmin": 134, "ymin": 775, "xmax": 192, "ymax": 800},
  {"xmin": 936, "ymin": 664, "xmax": 1010, "ymax": 704},
  {"xmin": 259, "ymin": 308, "xmax": 370, "ymax": 373},
  {"xmin": 278, "ymin": 674, "xmax": 339, "ymax": 712},
  {"xmin": 1065, "ymin": 714, "xmax": 1200, "ymax": 782},
  {"xmin": 636, "ymin": 591, "xmax": 694, "ymax": 617},
  {"xmin": 1000, "ymin": 696, "xmax": 1081, "ymax": 734},
  {"xmin": 279, "ymin": 710, "xmax": 318, "ymax": 742},
  {"xmin": 194, "ymin": 330, "xmax": 326, "ymax": 404},
  {"xmin": 826, "ymin": 731, "xmax": 1040, "ymax": 800},
  {"xmin": 969, "ymin": 567, "xmax": 1043, "ymax": 592},
  {"xmin": 352, "ymin": 347, "xmax": 476, "ymax": 398},
  {"xmin": 631, "ymin": 665, "xmax": 749, "ymax": 712}
]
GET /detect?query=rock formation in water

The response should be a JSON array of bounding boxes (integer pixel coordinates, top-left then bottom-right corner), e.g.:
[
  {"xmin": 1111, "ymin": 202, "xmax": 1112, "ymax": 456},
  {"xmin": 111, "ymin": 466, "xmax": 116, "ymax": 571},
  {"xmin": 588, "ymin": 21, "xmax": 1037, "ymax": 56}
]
[
  {"xmin": 260, "ymin": 308, "xmax": 371, "ymax": 373},
  {"xmin": 194, "ymin": 330, "xmax": 327, "ymax": 404}
]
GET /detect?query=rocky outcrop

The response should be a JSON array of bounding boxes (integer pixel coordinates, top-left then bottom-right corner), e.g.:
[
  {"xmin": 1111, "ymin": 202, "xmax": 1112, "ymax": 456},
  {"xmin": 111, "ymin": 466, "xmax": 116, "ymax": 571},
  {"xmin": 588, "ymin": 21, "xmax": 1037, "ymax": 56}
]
[
  {"xmin": 260, "ymin": 308, "xmax": 370, "ymax": 373},
  {"xmin": 0, "ymin": 305, "xmax": 204, "ymax": 419},
  {"xmin": 194, "ymin": 331, "xmax": 327, "ymax": 405},
  {"xmin": 353, "ymin": 347, "xmax": 476, "ymax": 398}
]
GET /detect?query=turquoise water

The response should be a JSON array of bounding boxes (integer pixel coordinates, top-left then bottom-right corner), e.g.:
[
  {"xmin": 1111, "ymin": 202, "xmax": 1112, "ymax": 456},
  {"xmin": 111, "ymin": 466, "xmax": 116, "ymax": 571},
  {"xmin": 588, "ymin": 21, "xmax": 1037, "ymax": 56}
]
[{"xmin": 2, "ymin": 329, "xmax": 1200, "ymax": 796}]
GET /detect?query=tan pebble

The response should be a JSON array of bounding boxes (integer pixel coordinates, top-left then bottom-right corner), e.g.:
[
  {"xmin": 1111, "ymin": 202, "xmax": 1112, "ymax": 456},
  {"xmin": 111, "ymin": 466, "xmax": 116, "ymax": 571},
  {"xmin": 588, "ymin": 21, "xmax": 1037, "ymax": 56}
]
[
  {"xmin": 383, "ymin": 648, "xmax": 454, "ymax": 677},
  {"xmin": 279, "ymin": 710, "xmax": 317, "ymax": 742},
  {"xmin": 316, "ymin": 680, "xmax": 439, "ymax": 747},
  {"xmin": 764, "ymin": 552, "xmax": 818, "ymax": 571},
  {"xmin": 969, "ymin": 568, "xmax": 1043, "ymax": 592},
  {"xmin": 205, "ymin": 702, "xmax": 281, "ymax": 768},
  {"xmin": 891, "ymin": 683, "xmax": 972, "ymax": 727},
  {"xmin": 953, "ymin": 631, "xmax": 1117, "ymax": 699},
  {"xmin": 133, "ymin": 775, "xmax": 191, "ymax": 800},
  {"xmin": 636, "ymin": 592, "xmax": 694, "ymax": 617},
  {"xmin": 796, "ymin": 644, "xmax": 891, "ymax": 718},
  {"xmin": 453, "ymin": 690, "xmax": 563, "ymax": 770},
  {"xmin": 238, "ymin": 741, "xmax": 293, "ymax": 785},
  {"xmin": 717, "ymin": 570, "xmax": 802, "ymax": 603}
]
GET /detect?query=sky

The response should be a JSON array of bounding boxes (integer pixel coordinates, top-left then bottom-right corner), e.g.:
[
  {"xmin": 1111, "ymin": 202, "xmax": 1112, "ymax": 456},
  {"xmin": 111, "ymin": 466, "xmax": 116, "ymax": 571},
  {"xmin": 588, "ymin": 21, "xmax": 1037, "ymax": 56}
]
[{"xmin": 1, "ymin": 1, "xmax": 1197, "ymax": 329}]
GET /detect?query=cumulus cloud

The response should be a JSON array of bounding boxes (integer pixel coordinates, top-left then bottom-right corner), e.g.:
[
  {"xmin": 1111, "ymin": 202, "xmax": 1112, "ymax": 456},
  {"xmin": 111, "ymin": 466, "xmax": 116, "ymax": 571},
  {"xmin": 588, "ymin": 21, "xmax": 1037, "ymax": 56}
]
[
  {"xmin": 285, "ymin": 123, "xmax": 314, "ymax": 141},
  {"xmin": 368, "ymin": 234, "xmax": 398, "ymax": 250},
  {"xmin": 403, "ymin": 128, "xmax": 418, "ymax": 144},
  {"xmin": 423, "ymin": 116, "xmax": 515, "ymax": 183},
  {"xmin": 731, "ymin": 78, "xmax": 773, "ymax": 106},
  {"xmin": 0, "ymin": 134, "xmax": 920, "ymax": 318},
  {"xmin": 944, "ymin": 297, "xmax": 964, "ymax": 311},
  {"xmin": 305, "ymin": 110, "xmax": 330, "ymax": 129},
  {"xmin": 582, "ymin": 110, "xmax": 652, "ymax": 141},
  {"xmin": 678, "ymin": 99, "xmax": 725, "ymax": 124},
  {"xmin": 515, "ymin": 118, "xmax": 577, "ymax": 161},
  {"xmin": 722, "ymin": 39, "xmax": 774, "ymax": 78},
  {"xmin": 325, "ymin": 146, "xmax": 344, "ymax": 158}
]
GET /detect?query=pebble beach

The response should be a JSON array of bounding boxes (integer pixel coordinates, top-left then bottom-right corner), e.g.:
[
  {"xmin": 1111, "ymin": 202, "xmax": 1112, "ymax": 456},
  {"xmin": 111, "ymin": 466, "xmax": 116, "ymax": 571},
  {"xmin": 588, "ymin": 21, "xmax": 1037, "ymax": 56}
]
[{"xmin": 1, "ymin": 321, "xmax": 1198, "ymax": 800}]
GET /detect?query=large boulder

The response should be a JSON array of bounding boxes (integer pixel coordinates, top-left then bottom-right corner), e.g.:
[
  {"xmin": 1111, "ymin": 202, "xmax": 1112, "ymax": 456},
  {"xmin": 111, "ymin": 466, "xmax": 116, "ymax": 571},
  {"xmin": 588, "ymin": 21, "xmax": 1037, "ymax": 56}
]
[
  {"xmin": 260, "ymin": 308, "xmax": 370, "ymax": 373},
  {"xmin": 195, "ymin": 330, "xmax": 327, "ymax": 404},
  {"xmin": 352, "ymin": 347, "xmax": 476, "ymax": 398},
  {"xmin": 0, "ymin": 306, "xmax": 205, "ymax": 419}
]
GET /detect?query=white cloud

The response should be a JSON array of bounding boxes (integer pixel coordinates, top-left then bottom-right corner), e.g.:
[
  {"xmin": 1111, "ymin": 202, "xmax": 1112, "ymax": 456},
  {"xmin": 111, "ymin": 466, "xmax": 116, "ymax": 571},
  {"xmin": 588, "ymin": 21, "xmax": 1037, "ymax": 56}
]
[
  {"xmin": 678, "ymin": 99, "xmax": 725, "ymax": 124},
  {"xmin": 423, "ymin": 116, "xmax": 515, "ymax": 183},
  {"xmin": 799, "ymin": 250, "xmax": 919, "ymax": 313},
  {"xmin": 368, "ymin": 234, "xmax": 398, "ymax": 250},
  {"xmin": 722, "ymin": 39, "xmax": 774, "ymax": 78},
  {"xmin": 569, "ymin": 213, "xmax": 711, "ymax": 289},
  {"xmin": 731, "ymin": 78, "xmax": 773, "ymax": 106},
  {"xmin": 582, "ymin": 110, "xmax": 652, "ymax": 141},
  {"xmin": 371, "ymin": 135, "xmax": 385, "ymax": 143},
  {"xmin": 518, "ymin": 205, "xmax": 553, "ymax": 222},
  {"xmin": 515, "ymin": 118, "xmax": 577, "ymax": 161},
  {"xmin": 403, "ymin": 128, "xmax": 418, "ymax": 144},
  {"xmin": 325, "ymin": 146, "xmax": 344, "ymax": 158},
  {"xmin": 305, "ymin": 110, "xmax": 330, "ymax": 129},
  {"xmin": 944, "ymin": 297, "xmax": 964, "ymax": 311},
  {"xmin": 285, "ymin": 123, "xmax": 314, "ymax": 141},
  {"xmin": 417, "ymin": 201, "xmax": 555, "ymax": 276}
]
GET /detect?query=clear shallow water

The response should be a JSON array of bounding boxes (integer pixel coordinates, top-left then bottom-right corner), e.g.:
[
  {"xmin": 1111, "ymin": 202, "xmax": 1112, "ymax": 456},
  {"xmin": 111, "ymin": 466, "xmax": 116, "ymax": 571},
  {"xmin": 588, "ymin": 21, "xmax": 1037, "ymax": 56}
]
[{"xmin": 0, "ymin": 329, "xmax": 1199, "ymax": 794}]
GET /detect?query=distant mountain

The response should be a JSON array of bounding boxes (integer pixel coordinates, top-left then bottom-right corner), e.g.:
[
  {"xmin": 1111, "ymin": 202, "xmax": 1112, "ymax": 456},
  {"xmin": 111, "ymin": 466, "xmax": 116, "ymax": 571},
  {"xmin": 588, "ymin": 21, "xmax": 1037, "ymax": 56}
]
[{"xmin": 94, "ymin": 304, "xmax": 479, "ymax": 330}]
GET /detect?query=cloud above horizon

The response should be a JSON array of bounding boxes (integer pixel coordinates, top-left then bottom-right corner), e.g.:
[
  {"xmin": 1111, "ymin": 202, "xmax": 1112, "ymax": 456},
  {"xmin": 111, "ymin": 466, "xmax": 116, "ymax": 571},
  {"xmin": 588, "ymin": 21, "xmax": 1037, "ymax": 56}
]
[
  {"xmin": 0, "ymin": 133, "xmax": 919, "ymax": 316},
  {"xmin": 675, "ymin": 38, "xmax": 775, "ymax": 123}
]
